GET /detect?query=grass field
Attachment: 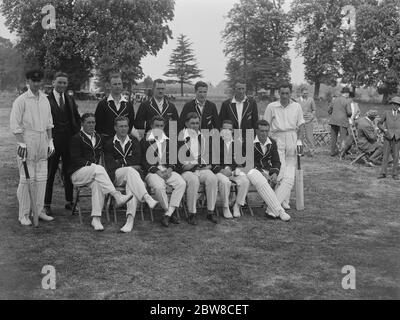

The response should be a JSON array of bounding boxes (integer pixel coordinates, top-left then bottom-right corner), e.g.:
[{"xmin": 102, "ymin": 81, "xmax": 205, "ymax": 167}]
[{"xmin": 0, "ymin": 92, "xmax": 399, "ymax": 299}]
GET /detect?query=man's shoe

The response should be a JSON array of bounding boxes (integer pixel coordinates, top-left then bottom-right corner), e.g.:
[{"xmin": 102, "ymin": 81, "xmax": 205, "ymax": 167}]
[
  {"xmin": 161, "ymin": 215, "xmax": 170, "ymax": 227},
  {"xmin": 279, "ymin": 211, "xmax": 291, "ymax": 222},
  {"xmin": 393, "ymin": 175, "xmax": 399, "ymax": 180},
  {"xmin": 265, "ymin": 210, "xmax": 277, "ymax": 219},
  {"xmin": 377, "ymin": 174, "xmax": 386, "ymax": 179},
  {"xmin": 39, "ymin": 212, "xmax": 54, "ymax": 222},
  {"xmin": 188, "ymin": 214, "xmax": 197, "ymax": 226},
  {"xmin": 91, "ymin": 217, "xmax": 104, "ymax": 231},
  {"xmin": 232, "ymin": 204, "xmax": 241, "ymax": 218},
  {"xmin": 207, "ymin": 212, "xmax": 218, "ymax": 224},
  {"xmin": 113, "ymin": 192, "xmax": 133, "ymax": 208},
  {"xmin": 144, "ymin": 194, "xmax": 158, "ymax": 209},
  {"xmin": 223, "ymin": 207, "xmax": 233, "ymax": 219},
  {"xmin": 19, "ymin": 216, "xmax": 32, "ymax": 226},
  {"xmin": 120, "ymin": 214, "xmax": 134, "ymax": 233},
  {"xmin": 169, "ymin": 213, "xmax": 180, "ymax": 224},
  {"xmin": 282, "ymin": 202, "xmax": 291, "ymax": 210},
  {"xmin": 65, "ymin": 202, "xmax": 73, "ymax": 210},
  {"xmin": 43, "ymin": 206, "xmax": 53, "ymax": 216}
]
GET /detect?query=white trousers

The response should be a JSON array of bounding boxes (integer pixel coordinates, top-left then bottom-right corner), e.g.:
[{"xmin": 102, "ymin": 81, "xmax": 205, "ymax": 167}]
[
  {"xmin": 17, "ymin": 131, "xmax": 48, "ymax": 220},
  {"xmin": 181, "ymin": 169, "xmax": 218, "ymax": 214},
  {"xmin": 271, "ymin": 131, "xmax": 297, "ymax": 205},
  {"xmin": 216, "ymin": 173, "xmax": 250, "ymax": 208},
  {"xmin": 146, "ymin": 172, "xmax": 186, "ymax": 216},
  {"xmin": 71, "ymin": 164, "xmax": 116, "ymax": 217},
  {"xmin": 247, "ymin": 169, "xmax": 285, "ymax": 216},
  {"xmin": 115, "ymin": 167, "xmax": 149, "ymax": 218}
]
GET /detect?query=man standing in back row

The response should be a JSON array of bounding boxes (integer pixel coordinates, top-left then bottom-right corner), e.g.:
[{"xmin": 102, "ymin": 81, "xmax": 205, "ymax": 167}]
[
  {"xmin": 44, "ymin": 72, "xmax": 81, "ymax": 215},
  {"xmin": 264, "ymin": 83, "xmax": 305, "ymax": 210}
]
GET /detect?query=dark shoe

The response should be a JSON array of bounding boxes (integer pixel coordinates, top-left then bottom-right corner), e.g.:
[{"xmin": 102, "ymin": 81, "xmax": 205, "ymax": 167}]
[
  {"xmin": 161, "ymin": 215, "xmax": 169, "ymax": 227},
  {"xmin": 65, "ymin": 202, "xmax": 73, "ymax": 210},
  {"xmin": 393, "ymin": 175, "xmax": 399, "ymax": 180},
  {"xmin": 207, "ymin": 212, "xmax": 218, "ymax": 224},
  {"xmin": 377, "ymin": 174, "xmax": 386, "ymax": 179},
  {"xmin": 44, "ymin": 206, "xmax": 53, "ymax": 216},
  {"xmin": 188, "ymin": 214, "xmax": 197, "ymax": 226},
  {"xmin": 169, "ymin": 213, "xmax": 180, "ymax": 224}
]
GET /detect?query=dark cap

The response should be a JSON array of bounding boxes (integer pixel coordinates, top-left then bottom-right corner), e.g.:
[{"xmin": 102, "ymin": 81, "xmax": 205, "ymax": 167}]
[
  {"xmin": 26, "ymin": 69, "xmax": 44, "ymax": 81},
  {"xmin": 341, "ymin": 87, "xmax": 350, "ymax": 94}
]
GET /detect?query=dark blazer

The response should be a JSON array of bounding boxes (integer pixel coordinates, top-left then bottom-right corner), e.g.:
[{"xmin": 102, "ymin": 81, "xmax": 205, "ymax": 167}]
[
  {"xmin": 328, "ymin": 96, "xmax": 352, "ymax": 128},
  {"xmin": 103, "ymin": 134, "xmax": 142, "ymax": 182},
  {"xmin": 179, "ymin": 99, "xmax": 220, "ymax": 132},
  {"xmin": 253, "ymin": 138, "xmax": 281, "ymax": 176},
  {"xmin": 212, "ymin": 139, "xmax": 244, "ymax": 173},
  {"xmin": 69, "ymin": 131, "xmax": 103, "ymax": 175},
  {"xmin": 140, "ymin": 136, "xmax": 177, "ymax": 174},
  {"xmin": 357, "ymin": 117, "xmax": 380, "ymax": 153},
  {"xmin": 47, "ymin": 91, "xmax": 81, "ymax": 135},
  {"xmin": 219, "ymin": 97, "xmax": 258, "ymax": 131},
  {"xmin": 94, "ymin": 98, "xmax": 135, "ymax": 138},
  {"xmin": 134, "ymin": 97, "xmax": 179, "ymax": 134}
]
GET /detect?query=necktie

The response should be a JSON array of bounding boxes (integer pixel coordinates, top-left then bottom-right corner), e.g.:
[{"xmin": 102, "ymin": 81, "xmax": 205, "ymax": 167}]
[{"xmin": 59, "ymin": 94, "xmax": 65, "ymax": 111}]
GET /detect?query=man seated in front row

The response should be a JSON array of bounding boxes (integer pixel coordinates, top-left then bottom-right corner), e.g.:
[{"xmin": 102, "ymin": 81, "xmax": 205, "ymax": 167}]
[
  {"xmin": 141, "ymin": 116, "xmax": 186, "ymax": 227},
  {"xmin": 246, "ymin": 120, "xmax": 291, "ymax": 222},
  {"xmin": 357, "ymin": 110, "xmax": 383, "ymax": 166},
  {"xmin": 179, "ymin": 112, "xmax": 219, "ymax": 225},
  {"xmin": 69, "ymin": 113, "xmax": 133, "ymax": 231},
  {"xmin": 213, "ymin": 119, "xmax": 250, "ymax": 219},
  {"xmin": 103, "ymin": 116, "xmax": 158, "ymax": 233}
]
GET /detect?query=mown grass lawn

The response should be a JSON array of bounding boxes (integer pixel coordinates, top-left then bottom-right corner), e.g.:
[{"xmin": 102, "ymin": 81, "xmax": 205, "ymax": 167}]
[{"xmin": 0, "ymin": 94, "xmax": 399, "ymax": 299}]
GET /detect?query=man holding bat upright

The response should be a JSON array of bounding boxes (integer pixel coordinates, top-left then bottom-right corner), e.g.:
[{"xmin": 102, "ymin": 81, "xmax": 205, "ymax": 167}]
[
  {"xmin": 10, "ymin": 70, "xmax": 55, "ymax": 226},
  {"xmin": 264, "ymin": 82, "xmax": 305, "ymax": 211}
]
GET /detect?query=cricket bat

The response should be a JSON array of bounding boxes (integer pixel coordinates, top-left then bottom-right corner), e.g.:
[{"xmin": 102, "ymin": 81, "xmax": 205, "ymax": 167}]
[
  {"xmin": 22, "ymin": 160, "xmax": 39, "ymax": 227},
  {"xmin": 295, "ymin": 150, "xmax": 305, "ymax": 211}
]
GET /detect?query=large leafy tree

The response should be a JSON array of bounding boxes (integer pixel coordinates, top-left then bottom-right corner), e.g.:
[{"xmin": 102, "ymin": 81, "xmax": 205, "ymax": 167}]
[
  {"xmin": 290, "ymin": 0, "xmax": 353, "ymax": 98},
  {"xmin": 164, "ymin": 34, "xmax": 202, "ymax": 97},
  {"xmin": 0, "ymin": 37, "xmax": 25, "ymax": 90},
  {"xmin": 222, "ymin": 0, "xmax": 292, "ymax": 94},
  {"xmin": 1, "ymin": 0, "xmax": 175, "ymax": 91}
]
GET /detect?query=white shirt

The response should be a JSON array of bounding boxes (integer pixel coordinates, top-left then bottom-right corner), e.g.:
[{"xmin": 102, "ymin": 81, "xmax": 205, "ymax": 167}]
[
  {"xmin": 264, "ymin": 100, "xmax": 305, "ymax": 133},
  {"xmin": 53, "ymin": 89, "xmax": 65, "ymax": 108},
  {"xmin": 113, "ymin": 135, "xmax": 131, "ymax": 151},
  {"xmin": 154, "ymin": 98, "xmax": 164, "ymax": 113},
  {"xmin": 232, "ymin": 96, "xmax": 247, "ymax": 129},
  {"xmin": 10, "ymin": 89, "xmax": 54, "ymax": 134},
  {"xmin": 393, "ymin": 110, "xmax": 398, "ymax": 117},
  {"xmin": 147, "ymin": 131, "xmax": 169, "ymax": 171},
  {"xmin": 254, "ymin": 136, "xmax": 272, "ymax": 154},
  {"xmin": 108, "ymin": 94, "xmax": 127, "ymax": 112},
  {"xmin": 82, "ymin": 130, "xmax": 96, "ymax": 147}
]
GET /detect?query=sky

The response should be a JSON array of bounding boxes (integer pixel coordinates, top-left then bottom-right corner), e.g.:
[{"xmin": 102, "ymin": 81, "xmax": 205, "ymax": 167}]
[{"xmin": 0, "ymin": 0, "xmax": 305, "ymax": 86}]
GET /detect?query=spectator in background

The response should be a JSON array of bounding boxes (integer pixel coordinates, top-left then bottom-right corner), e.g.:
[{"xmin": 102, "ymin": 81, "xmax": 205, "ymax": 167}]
[
  {"xmin": 298, "ymin": 87, "xmax": 316, "ymax": 156},
  {"xmin": 340, "ymin": 91, "xmax": 361, "ymax": 160}
]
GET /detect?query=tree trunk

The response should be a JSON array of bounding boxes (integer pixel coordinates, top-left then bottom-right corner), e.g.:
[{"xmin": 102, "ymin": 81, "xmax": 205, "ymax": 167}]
[
  {"xmin": 382, "ymin": 92, "xmax": 390, "ymax": 104},
  {"xmin": 270, "ymin": 88, "xmax": 275, "ymax": 100},
  {"xmin": 180, "ymin": 79, "xmax": 184, "ymax": 97},
  {"xmin": 352, "ymin": 84, "xmax": 356, "ymax": 97},
  {"xmin": 314, "ymin": 82, "xmax": 320, "ymax": 100}
]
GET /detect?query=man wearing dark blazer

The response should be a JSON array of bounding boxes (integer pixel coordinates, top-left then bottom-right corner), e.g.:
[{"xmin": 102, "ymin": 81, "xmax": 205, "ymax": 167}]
[
  {"xmin": 219, "ymin": 81, "xmax": 258, "ymax": 140},
  {"xmin": 141, "ymin": 116, "xmax": 186, "ymax": 228},
  {"xmin": 70, "ymin": 113, "xmax": 133, "ymax": 231},
  {"xmin": 178, "ymin": 81, "xmax": 220, "ymax": 132},
  {"xmin": 103, "ymin": 116, "xmax": 157, "ymax": 233},
  {"xmin": 134, "ymin": 79, "xmax": 179, "ymax": 135},
  {"xmin": 328, "ymin": 87, "xmax": 352, "ymax": 156},
  {"xmin": 246, "ymin": 120, "xmax": 291, "ymax": 222},
  {"xmin": 377, "ymin": 97, "xmax": 400, "ymax": 179},
  {"xmin": 94, "ymin": 73, "xmax": 135, "ymax": 139},
  {"xmin": 44, "ymin": 72, "xmax": 81, "ymax": 215}
]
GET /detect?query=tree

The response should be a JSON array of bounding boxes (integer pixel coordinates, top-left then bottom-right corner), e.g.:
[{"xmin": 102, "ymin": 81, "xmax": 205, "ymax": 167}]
[
  {"xmin": 143, "ymin": 75, "xmax": 154, "ymax": 89},
  {"xmin": 222, "ymin": 0, "xmax": 293, "ymax": 93},
  {"xmin": 1, "ymin": 0, "xmax": 175, "ymax": 91},
  {"xmin": 164, "ymin": 34, "xmax": 202, "ymax": 96},
  {"xmin": 0, "ymin": 37, "xmax": 25, "ymax": 90},
  {"xmin": 290, "ymin": 0, "xmax": 354, "ymax": 98}
]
